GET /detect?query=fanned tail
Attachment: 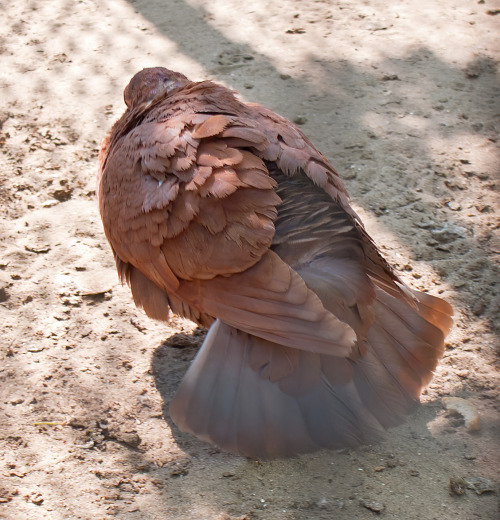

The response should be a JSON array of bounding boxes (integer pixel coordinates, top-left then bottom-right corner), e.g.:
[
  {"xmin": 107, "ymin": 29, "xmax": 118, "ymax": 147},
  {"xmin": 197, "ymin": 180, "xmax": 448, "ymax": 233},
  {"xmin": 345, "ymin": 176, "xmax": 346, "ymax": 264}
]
[{"xmin": 169, "ymin": 288, "xmax": 452, "ymax": 458}]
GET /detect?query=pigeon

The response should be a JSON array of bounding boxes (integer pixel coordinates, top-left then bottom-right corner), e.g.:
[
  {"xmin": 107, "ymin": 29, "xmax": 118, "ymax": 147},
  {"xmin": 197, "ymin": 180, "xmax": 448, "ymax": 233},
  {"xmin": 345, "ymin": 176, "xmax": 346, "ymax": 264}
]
[{"xmin": 98, "ymin": 67, "xmax": 453, "ymax": 458}]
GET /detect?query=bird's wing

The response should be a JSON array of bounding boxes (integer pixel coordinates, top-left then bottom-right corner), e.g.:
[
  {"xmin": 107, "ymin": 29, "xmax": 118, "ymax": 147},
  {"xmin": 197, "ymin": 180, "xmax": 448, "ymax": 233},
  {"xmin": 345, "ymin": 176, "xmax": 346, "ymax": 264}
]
[
  {"xmin": 251, "ymin": 104, "xmax": 408, "ymax": 299},
  {"xmin": 98, "ymin": 94, "xmax": 356, "ymax": 356}
]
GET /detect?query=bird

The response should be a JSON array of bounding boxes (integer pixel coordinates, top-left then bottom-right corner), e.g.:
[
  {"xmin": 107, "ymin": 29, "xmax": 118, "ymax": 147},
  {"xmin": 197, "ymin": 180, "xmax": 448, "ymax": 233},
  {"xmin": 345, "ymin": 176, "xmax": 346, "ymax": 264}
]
[{"xmin": 98, "ymin": 67, "xmax": 453, "ymax": 459}]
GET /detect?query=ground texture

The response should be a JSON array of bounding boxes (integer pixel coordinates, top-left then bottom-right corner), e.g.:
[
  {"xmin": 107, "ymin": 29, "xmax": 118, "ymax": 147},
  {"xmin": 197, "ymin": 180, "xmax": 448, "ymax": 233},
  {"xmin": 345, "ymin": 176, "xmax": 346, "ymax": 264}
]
[{"xmin": 0, "ymin": 1, "xmax": 499, "ymax": 519}]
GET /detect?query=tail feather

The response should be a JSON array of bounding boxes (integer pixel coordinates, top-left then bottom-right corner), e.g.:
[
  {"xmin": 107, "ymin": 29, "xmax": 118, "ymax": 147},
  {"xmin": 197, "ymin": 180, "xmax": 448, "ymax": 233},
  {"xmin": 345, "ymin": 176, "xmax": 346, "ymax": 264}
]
[
  {"xmin": 377, "ymin": 291, "xmax": 446, "ymax": 354},
  {"xmin": 410, "ymin": 289, "xmax": 454, "ymax": 336},
  {"xmin": 169, "ymin": 286, "xmax": 452, "ymax": 459},
  {"xmin": 351, "ymin": 351, "xmax": 415, "ymax": 428},
  {"xmin": 300, "ymin": 375, "xmax": 385, "ymax": 448},
  {"xmin": 171, "ymin": 321, "xmax": 319, "ymax": 457},
  {"xmin": 171, "ymin": 321, "xmax": 387, "ymax": 458}
]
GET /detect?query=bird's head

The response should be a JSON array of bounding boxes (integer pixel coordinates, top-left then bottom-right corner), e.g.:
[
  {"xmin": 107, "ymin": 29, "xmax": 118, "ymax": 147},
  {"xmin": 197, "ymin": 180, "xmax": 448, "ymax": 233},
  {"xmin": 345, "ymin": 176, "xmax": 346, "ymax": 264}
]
[{"xmin": 123, "ymin": 67, "xmax": 189, "ymax": 109}]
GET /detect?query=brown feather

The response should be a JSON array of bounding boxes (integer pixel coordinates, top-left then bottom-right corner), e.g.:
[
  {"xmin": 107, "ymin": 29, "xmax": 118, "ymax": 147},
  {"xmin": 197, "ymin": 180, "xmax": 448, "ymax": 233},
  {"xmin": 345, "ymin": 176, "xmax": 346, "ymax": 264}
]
[
  {"xmin": 192, "ymin": 114, "xmax": 233, "ymax": 139},
  {"xmin": 98, "ymin": 67, "xmax": 453, "ymax": 459}
]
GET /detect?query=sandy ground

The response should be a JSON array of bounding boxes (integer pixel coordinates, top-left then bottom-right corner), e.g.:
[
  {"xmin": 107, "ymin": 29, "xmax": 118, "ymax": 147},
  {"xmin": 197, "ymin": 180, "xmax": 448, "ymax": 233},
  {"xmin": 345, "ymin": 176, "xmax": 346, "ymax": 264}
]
[{"xmin": 1, "ymin": 0, "xmax": 499, "ymax": 519}]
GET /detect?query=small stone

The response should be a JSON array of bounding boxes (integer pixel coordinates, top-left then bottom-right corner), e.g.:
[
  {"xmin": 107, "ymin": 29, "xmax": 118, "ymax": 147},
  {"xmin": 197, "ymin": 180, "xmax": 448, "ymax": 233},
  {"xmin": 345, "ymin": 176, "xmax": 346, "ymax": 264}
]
[
  {"xmin": 445, "ymin": 178, "xmax": 467, "ymax": 190},
  {"xmin": 280, "ymin": 74, "xmax": 291, "ymax": 80},
  {"xmin": 475, "ymin": 204, "xmax": 491, "ymax": 213},
  {"xmin": 25, "ymin": 244, "xmax": 51, "ymax": 254},
  {"xmin": 360, "ymin": 498, "xmax": 385, "ymax": 513},
  {"xmin": 430, "ymin": 224, "xmax": 467, "ymax": 244},
  {"xmin": 41, "ymin": 199, "xmax": 59, "ymax": 208},
  {"xmin": 450, "ymin": 477, "xmax": 467, "ymax": 496},
  {"xmin": 120, "ymin": 433, "xmax": 142, "ymax": 448},
  {"xmin": 28, "ymin": 492, "xmax": 44, "ymax": 505},
  {"xmin": 170, "ymin": 467, "xmax": 189, "ymax": 478},
  {"xmin": 67, "ymin": 417, "xmax": 86, "ymax": 429},
  {"xmin": 342, "ymin": 169, "xmax": 357, "ymax": 180},
  {"xmin": 442, "ymin": 397, "xmax": 480, "ymax": 431},
  {"xmin": 409, "ymin": 469, "xmax": 420, "ymax": 477},
  {"xmin": 386, "ymin": 454, "xmax": 398, "ymax": 468},
  {"xmin": 27, "ymin": 346, "xmax": 45, "ymax": 353},
  {"xmin": 51, "ymin": 187, "xmax": 73, "ymax": 202},
  {"xmin": 464, "ymin": 476, "xmax": 496, "ymax": 495},
  {"xmin": 446, "ymin": 201, "xmax": 462, "ymax": 211},
  {"xmin": 293, "ymin": 116, "xmax": 307, "ymax": 125}
]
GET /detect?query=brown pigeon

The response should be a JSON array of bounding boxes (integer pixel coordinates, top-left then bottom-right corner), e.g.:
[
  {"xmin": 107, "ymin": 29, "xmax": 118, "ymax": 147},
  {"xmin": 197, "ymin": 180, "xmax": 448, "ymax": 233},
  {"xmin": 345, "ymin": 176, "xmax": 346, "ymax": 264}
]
[{"xmin": 98, "ymin": 67, "xmax": 453, "ymax": 458}]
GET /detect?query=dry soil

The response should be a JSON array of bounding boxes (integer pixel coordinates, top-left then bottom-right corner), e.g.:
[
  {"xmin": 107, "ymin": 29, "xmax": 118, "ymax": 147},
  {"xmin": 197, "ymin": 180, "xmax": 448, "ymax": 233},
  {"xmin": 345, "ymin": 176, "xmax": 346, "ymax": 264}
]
[{"xmin": 1, "ymin": 1, "xmax": 499, "ymax": 519}]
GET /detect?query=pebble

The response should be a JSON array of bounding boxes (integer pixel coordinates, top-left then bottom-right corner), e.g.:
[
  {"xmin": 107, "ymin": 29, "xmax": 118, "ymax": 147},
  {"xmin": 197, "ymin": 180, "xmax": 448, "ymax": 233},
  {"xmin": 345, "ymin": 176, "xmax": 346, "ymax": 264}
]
[
  {"xmin": 446, "ymin": 200, "xmax": 462, "ymax": 211},
  {"xmin": 42, "ymin": 199, "xmax": 59, "ymax": 207},
  {"xmin": 442, "ymin": 397, "xmax": 480, "ymax": 432},
  {"xmin": 28, "ymin": 492, "xmax": 44, "ymax": 505},
  {"xmin": 170, "ymin": 467, "xmax": 189, "ymax": 478},
  {"xmin": 118, "ymin": 432, "xmax": 142, "ymax": 448},
  {"xmin": 293, "ymin": 116, "xmax": 307, "ymax": 125},
  {"xmin": 465, "ymin": 476, "xmax": 496, "ymax": 495},
  {"xmin": 445, "ymin": 178, "xmax": 467, "ymax": 190},
  {"xmin": 25, "ymin": 244, "xmax": 51, "ymax": 254},
  {"xmin": 430, "ymin": 224, "xmax": 467, "ymax": 244},
  {"xmin": 386, "ymin": 456, "xmax": 399, "ymax": 469},
  {"xmin": 51, "ymin": 187, "xmax": 73, "ymax": 202},
  {"xmin": 8, "ymin": 397, "xmax": 24, "ymax": 405},
  {"xmin": 27, "ymin": 346, "xmax": 45, "ymax": 353},
  {"xmin": 450, "ymin": 476, "xmax": 467, "ymax": 496},
  {"xmin": 360, "ymin": 498, "xmax": 385, "ymax": 513}
]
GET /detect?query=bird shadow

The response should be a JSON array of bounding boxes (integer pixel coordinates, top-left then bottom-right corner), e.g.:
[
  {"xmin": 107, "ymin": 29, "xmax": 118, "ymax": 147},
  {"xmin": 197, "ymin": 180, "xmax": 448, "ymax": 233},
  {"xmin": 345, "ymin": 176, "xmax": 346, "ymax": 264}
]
[{"xmin": 150, "ymin": 330, "xmax": 208, "ymax": 454}]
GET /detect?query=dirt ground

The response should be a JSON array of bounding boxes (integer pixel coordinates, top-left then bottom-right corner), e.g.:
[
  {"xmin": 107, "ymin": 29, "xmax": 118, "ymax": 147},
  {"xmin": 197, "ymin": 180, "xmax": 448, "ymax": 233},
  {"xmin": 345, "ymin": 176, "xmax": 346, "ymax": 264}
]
[{"xmin": 1, "ymin": 0, "xmax": 499, "ymax": 519}]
